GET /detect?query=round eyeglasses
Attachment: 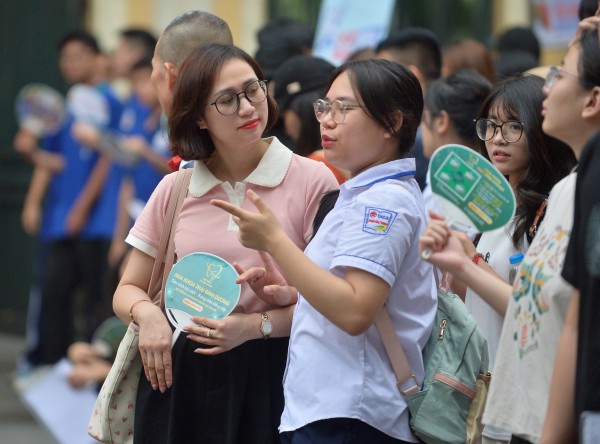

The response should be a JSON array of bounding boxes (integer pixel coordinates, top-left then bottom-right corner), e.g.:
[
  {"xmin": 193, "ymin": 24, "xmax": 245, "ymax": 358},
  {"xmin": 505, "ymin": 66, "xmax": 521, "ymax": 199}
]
[
  {"xmin": 313, "ymin": 99, "xmax": 363, "ymax": 125},
  {"xmin": 544, "ymin": 65, "xmax": 580, "ymax": 90},
  {"xmin": 209, "ymin": 80, "xmax": 268, "ymax": 116},
  {"xmin": 474, "ymin": 118, "xmax": 524, "ymax": 144}
]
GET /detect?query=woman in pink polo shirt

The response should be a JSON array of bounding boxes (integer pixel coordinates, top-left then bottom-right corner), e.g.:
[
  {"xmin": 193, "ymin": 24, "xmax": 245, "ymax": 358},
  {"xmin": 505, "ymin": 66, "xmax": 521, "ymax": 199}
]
[{"xmin": 112, "ymin": 44, "xmax": 338, "ymax": 443}]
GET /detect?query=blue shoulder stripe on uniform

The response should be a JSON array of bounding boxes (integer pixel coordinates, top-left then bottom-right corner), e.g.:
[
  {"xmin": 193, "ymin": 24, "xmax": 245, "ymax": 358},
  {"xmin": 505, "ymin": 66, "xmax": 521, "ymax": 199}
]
[{"xmin": 351, "ymin": 170, "xmax": 416, "ymax": 188}]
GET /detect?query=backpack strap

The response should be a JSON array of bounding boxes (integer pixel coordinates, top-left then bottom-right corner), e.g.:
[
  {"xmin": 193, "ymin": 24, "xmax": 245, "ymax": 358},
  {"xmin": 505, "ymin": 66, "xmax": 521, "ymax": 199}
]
[
  {"xmin": 375, "ymin": 307, "xmax": 420, "ymax": 397},
  {"xmin": 375, "ymin": 265, "xmax": 442, "ymax": 397}
]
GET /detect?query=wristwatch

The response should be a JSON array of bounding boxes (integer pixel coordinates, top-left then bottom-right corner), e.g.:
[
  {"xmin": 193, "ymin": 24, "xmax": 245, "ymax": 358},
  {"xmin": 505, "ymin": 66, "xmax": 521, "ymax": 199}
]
[{"xmin": 259, "ymin": 312, "xmax": 272, "ymax": 339}]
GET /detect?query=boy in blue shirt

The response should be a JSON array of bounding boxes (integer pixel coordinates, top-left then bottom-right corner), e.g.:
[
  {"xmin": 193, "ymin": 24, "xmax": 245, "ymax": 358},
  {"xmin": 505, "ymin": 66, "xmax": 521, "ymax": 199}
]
[{"xmin": 21, "ymin": 30, "xmax": 123, "ymax": 365}]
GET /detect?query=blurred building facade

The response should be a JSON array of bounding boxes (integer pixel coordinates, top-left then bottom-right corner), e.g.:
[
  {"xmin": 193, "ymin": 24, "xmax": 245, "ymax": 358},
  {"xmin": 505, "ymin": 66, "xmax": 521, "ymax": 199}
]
[{"xmin": 0, "ymin": 0, "xmax": 574, "ymax": 334}]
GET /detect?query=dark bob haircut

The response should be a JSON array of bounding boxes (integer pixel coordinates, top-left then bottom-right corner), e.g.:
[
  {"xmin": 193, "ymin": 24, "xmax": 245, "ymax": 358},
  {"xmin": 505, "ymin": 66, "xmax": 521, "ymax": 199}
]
[
  {"xmin": 325, "ymin": 59, "xmax": 423, "ymax": 157},
  {"xmin": 169, "ymin": 44, "xmax": 279, "ymax": 160}
]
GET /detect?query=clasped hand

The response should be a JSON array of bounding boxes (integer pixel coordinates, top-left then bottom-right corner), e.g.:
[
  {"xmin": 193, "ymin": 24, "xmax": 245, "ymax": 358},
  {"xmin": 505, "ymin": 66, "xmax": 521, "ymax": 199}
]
[{"xmin": 184, "ymin": 313, "xmax": 259, "ymax": 355}]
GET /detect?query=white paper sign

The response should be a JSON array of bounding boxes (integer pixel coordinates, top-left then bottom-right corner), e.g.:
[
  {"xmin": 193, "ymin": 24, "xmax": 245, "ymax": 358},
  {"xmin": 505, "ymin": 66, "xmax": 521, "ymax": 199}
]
[
  {"xmin": 19, "ymin": 359, "xmax": 97, "ymax": 444},
  {"xmin": 313, "ymin": 0, "xmax": 395, "ymax": 66}
]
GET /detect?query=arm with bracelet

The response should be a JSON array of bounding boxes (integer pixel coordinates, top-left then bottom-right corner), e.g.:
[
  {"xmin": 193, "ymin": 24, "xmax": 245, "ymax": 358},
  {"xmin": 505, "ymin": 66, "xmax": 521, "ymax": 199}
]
[{"xmin": 113, "ymin": 169, "xmax": 191, "ymax": 393}]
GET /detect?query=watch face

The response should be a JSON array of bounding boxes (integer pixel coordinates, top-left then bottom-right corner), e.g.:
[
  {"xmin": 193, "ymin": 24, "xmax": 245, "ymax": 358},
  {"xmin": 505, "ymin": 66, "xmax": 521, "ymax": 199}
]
[{"xmin": 261, "ymin": 321, "xmax": 273, "ymax": 336}]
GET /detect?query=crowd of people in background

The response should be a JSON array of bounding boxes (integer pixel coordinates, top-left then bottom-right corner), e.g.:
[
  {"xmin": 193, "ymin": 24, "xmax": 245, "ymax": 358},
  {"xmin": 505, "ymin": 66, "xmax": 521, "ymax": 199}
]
[{"xmin": 11, "ymin": 2, "xmax": 600, "ymax": 443}]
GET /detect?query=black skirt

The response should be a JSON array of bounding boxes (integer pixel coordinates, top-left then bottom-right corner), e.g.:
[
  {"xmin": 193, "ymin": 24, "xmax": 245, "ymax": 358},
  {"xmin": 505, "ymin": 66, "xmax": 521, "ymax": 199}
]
[{"xmin": 134, "ymin": 333, "xmax": 289, "ymax": 444}]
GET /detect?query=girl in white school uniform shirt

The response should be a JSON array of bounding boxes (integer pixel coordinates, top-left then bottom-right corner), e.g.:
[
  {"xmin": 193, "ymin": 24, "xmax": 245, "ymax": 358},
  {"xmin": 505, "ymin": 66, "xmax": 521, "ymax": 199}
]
[{"xmin": 213, "ymin": 59, "xmax": 437, "ymax": 443}]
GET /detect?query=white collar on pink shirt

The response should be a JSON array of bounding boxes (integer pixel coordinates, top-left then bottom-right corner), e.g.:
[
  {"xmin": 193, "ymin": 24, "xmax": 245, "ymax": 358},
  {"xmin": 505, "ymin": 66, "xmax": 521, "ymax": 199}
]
[{"xmin": 189, "ymin": 137, "xmax": 293, "ymax": 197}]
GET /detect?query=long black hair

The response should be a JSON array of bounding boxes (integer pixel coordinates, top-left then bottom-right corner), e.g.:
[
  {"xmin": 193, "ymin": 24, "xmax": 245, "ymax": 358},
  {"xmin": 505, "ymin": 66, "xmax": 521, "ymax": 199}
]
[{"xmin": 476, "ymin": 75, "xmax": 577, "ymax": 248}]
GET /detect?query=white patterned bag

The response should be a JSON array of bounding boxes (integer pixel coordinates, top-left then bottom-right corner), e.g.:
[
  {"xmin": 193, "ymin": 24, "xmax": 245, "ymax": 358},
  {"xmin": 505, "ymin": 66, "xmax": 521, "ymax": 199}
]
[
  {"xmin": 88, "ymin": 324, "xmax": 142, "ymax": 443},
  {"xmin": 87, "ymin": 169, "xmax": 192, "ymax": 443}
]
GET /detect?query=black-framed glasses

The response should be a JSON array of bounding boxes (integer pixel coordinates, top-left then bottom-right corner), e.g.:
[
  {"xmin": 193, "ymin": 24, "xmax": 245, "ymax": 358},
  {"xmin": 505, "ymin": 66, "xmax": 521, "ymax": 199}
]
[
  {"xmin": 209, "ymin": 80, "xmax": 268, "ymax": 116},
  {"xmin": 313, "ymin": 99, "xmax": 363, "ymax": 124},
  {"xmin": 474, "ymin": 118, "xmax": 524, "ymax": 143},
  {"xmin": 544, "ymin": 65, "xmax": 580, "ymax": 90}
]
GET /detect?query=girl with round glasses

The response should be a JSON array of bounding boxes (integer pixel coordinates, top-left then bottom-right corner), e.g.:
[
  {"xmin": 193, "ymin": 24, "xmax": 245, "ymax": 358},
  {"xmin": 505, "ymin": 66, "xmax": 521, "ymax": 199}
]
[
  {"xmin": 112, "ymin": 44, "xmax": 338, "ymax": 444},
  {"xmin": 418, "ymin": 18, "xmax": 600, "ymax": 441},
  {"xmin": 445, "ymin": 74, "xmax": 576, "ymax": 444},
  {"xmin": 212, "ymin": 59, "xmax": 437, "ymax": 442}
]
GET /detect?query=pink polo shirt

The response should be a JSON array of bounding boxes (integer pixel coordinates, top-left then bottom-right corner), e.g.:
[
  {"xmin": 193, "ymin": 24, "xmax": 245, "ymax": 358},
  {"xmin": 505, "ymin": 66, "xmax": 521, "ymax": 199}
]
[{"xmin": 126, "ymin": 137, "xmax": 338, "ymax": 314}]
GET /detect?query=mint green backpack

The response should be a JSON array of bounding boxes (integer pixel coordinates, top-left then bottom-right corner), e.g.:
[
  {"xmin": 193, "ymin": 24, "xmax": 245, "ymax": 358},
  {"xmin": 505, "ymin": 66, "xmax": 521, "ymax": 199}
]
[{"xmin": 376, "ymin": 287, "xmax": 490, "ymax": 444}]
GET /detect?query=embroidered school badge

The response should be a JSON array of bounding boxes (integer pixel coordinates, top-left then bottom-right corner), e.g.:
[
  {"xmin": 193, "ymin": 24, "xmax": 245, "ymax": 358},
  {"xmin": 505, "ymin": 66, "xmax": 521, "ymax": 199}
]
[{"xmin": 363, "ymin": 207, "xmax": 398, "ymax": 235}]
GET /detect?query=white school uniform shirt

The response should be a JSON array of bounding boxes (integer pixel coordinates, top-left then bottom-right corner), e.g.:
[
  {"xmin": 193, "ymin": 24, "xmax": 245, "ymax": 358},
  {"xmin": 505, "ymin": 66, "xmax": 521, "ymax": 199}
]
[
  {"xmin": 279, "ymin": 159, "xmax": 438, "ymax": 441},
  {"xmin": 422, "ymin": 178, "xmax": 439, "ymax": 217}
]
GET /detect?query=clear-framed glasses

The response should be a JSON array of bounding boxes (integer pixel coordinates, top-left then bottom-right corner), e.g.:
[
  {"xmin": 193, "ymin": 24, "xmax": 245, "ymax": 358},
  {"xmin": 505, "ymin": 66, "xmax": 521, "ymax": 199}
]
[
  {"xmin": 313, "ymin": 99, "xmax": 363, "ymax": 124},
  {"xmin": 209, "ymin": 80, "xmax": 268, "ymax": 116},
  {"xmin": 474, "ymin": 118, "xmax": 524, "ymax": 143},
  {"xmin": 544, "ymin": 65, "xmax": 580, "ymax": 90}
]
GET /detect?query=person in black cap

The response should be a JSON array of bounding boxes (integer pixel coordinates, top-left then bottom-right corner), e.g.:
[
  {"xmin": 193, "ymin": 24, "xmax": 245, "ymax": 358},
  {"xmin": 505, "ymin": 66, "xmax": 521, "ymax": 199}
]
[
  {"xmin": 495, "ymin": 50, "xmax": 539, "ymax": 79},
  {"xmin": 272, "ymin": 55, "xmax": 349, "ymax": 183},
  {"xmin": 255, "ymin": 18, "xmax": 313, "ymax": 81},
  {"xmin": 255, "ymin": 18, "xmax": 314, "ymax": 149},
  {"xmin": 495, "ymin": 26, "xmax": 541, "ymax": 79}
]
